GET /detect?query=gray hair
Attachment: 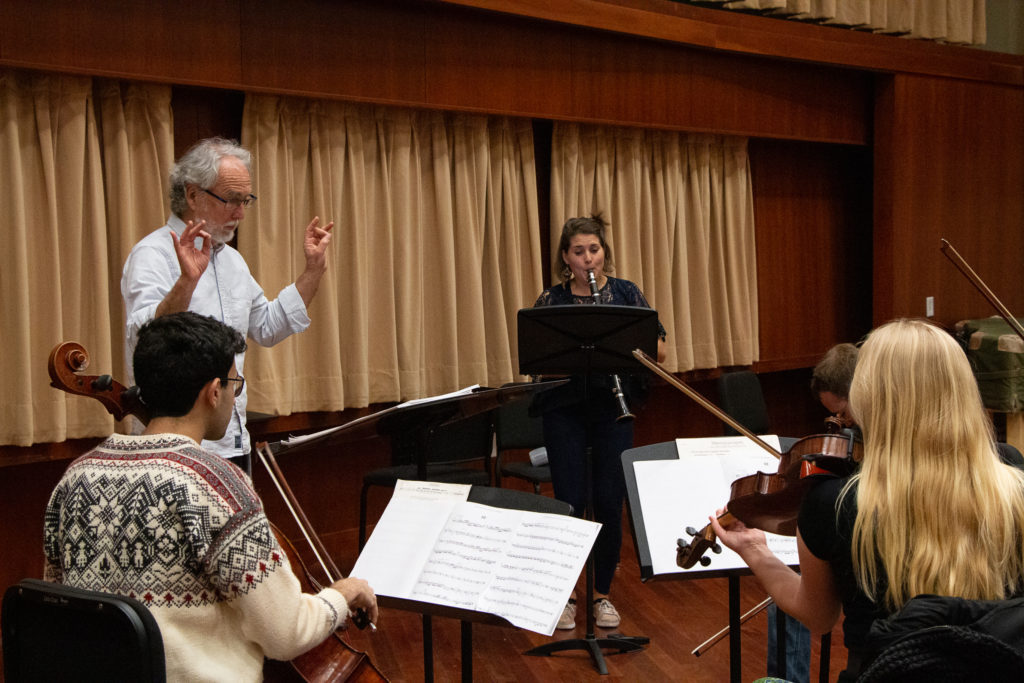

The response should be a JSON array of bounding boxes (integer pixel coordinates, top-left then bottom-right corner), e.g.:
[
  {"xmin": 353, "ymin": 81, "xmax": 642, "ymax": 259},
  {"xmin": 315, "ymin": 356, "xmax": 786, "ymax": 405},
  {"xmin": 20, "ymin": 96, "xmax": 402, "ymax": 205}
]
[{"xmin": 169, "ymin": 138, "xmax": 252, "ymax": 218}]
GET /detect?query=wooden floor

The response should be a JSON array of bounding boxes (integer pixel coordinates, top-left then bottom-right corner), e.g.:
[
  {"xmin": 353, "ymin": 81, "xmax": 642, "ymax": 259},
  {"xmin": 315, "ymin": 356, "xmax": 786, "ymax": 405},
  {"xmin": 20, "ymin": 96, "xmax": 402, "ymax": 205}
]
[{"xmin": 336, "ymin": 515, "xmax": 849, "ymax": 683}]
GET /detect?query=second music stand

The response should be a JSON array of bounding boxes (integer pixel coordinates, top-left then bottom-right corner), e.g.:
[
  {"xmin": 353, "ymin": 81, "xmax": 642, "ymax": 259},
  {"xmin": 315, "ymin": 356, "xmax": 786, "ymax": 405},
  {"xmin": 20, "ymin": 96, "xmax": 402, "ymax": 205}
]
[{"xmin": 517, "ymin": 304, "xmax": 658, "ymax": 674}]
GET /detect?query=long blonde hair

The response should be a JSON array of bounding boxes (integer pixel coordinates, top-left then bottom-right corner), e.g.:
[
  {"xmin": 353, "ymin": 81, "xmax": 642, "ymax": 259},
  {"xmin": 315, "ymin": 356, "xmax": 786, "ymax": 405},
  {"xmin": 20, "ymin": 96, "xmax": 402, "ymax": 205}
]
[{"xmin": 846, "ymin": 319, "xmax": 1024, "ymax": 610}]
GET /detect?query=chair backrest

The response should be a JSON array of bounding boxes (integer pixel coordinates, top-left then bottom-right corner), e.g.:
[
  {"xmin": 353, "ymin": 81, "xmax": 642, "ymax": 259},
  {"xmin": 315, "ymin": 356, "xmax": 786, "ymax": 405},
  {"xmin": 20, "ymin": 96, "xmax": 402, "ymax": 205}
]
[
  {"xmin": 495, "ymin": 398, "xmax": 545, "ymax": 452},
  {"xmin": 423, "ymin": 409, "xmax": 495, "ymax": 466},
  {"xmin": 716, "ymin": 370, "xmax": 771, "ymax": 436},
  {"xmin": 2, "ymin": 578, "xmax": 165, "ymax": 682}
]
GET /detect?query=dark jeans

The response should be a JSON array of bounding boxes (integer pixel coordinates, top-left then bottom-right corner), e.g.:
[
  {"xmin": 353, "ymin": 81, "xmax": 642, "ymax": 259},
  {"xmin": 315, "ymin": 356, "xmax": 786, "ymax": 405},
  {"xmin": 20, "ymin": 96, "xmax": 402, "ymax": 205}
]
[
  {"xmin": 767, "ymin": 603, "xmax": 812, "ymax": 683},
  {"xmin": 542, "ymin": 400, "xmax": 633, "ymax": 595}
]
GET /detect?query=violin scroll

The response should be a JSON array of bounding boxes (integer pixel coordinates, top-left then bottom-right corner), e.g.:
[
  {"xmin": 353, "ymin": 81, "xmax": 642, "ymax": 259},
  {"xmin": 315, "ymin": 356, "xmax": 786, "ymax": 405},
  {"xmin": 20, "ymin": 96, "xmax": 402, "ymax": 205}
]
[
  {"xmin": 677, "ymin": 520, "xmax": 726, "ymax": 570},
  {"xmin": 48, "ymin": 342, "xmax": 145, "ymax": 423}
]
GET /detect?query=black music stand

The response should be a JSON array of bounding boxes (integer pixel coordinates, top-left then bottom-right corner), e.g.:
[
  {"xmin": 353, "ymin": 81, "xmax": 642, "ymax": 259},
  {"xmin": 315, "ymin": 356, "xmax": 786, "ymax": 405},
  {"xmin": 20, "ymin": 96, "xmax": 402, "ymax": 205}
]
[
  {"xmin": 373, "ymin": 485, "xmax": 575, "ymax": 683},
  {"xmin": 620, "ymin": 441, "xmax": 832, "ymax": 683},
  {"xmin": 517, "ymin": 304, "xmax": 658, "ymax": 674}
]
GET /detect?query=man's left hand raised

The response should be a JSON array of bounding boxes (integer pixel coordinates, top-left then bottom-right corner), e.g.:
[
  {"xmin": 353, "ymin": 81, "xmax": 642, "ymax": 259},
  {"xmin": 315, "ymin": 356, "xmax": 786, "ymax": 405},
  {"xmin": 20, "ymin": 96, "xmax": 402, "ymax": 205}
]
[{"xmin": 296, "ymin": 216, "xmax": 334, "ymax": 306}]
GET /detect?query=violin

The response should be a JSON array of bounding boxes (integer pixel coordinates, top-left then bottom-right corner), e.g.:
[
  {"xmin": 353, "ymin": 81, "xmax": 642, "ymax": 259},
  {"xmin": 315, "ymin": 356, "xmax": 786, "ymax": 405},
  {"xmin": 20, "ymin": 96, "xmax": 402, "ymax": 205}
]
[
  {"xmin": 47, "ymin": 341, "xmax": 386, "ymax": 682},
  {"xmin": 675, "ymin": 425, "xmax": 860, "ymax": 569},
  {"xmin": 630, "ymin": 349, "xmax": 862, "ymax": 569}
]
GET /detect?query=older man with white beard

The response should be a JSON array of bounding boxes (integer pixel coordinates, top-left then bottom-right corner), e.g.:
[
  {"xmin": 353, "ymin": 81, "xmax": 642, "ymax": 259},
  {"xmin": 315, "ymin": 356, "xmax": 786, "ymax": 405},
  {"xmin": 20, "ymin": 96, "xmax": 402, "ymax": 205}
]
[{"xmin": 121, "ymin": 137, "xmax": 333, "ymax": 472}]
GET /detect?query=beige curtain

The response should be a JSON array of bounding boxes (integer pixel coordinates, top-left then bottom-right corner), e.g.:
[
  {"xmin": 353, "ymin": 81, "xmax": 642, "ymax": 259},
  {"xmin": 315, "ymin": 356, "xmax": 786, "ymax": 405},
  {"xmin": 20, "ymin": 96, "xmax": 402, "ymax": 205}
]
[
  {"xmin": 0, "ymin": 69, "xmax": 172, "ymax": 446},
  {"xmin": 551, "ymin": 123, "xmax": 758, "ymax": 372},
  {"xmin": 240, "ymin": 97, "xmax": 542, "ymax": 414},
  {"xmin": 707, "ymin": 0, "xmax": 986, "ymax": 44},
  {"xmin": 97, "ymin": 81, "xmax": 175, "ymax": 386}
]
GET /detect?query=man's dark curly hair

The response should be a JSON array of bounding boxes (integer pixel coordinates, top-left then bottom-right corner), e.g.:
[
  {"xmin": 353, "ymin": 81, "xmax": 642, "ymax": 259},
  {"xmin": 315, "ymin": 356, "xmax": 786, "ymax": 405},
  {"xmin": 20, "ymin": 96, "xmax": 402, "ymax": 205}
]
[{"xmin": 133, "ymin": 312, "xmax": 246, "ymax": 418}]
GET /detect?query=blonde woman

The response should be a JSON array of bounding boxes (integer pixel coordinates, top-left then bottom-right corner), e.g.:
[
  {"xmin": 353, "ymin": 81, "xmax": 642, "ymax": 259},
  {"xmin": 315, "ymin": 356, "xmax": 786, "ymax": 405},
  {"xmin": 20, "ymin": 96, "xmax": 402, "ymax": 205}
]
[{"xmin": 711, "ymin": 319, "xmax": 1024, "ymax": 682}]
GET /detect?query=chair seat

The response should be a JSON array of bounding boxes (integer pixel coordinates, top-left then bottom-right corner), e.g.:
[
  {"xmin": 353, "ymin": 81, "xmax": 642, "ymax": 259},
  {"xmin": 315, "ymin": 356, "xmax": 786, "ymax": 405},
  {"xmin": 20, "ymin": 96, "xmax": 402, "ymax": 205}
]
[
  {"xmin": 362, "ymin": 464, "xmax": 491, "ymax": 488},
  {"xmin": 499, "ymin": 461, "xmax": 552, "ymax": 484}
]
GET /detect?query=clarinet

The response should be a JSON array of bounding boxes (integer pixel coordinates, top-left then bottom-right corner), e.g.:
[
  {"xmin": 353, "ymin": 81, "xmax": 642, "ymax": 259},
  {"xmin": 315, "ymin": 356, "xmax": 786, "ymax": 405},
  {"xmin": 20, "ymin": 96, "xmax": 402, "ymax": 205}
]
[{"xmin": 587, "ymin": 269, "xmax": 635, "ymax": 422}]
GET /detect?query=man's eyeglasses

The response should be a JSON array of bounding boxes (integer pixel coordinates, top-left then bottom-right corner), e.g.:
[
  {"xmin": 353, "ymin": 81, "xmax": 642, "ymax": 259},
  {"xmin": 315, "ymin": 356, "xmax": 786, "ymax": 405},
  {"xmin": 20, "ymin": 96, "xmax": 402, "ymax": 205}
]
[
  {"xmin": 202, "ymin": 188, "xmax": 257, "ymax": 209},
  {"xmin": 220, "ymin": 376, "xmax": 245, "ymax": 397}
]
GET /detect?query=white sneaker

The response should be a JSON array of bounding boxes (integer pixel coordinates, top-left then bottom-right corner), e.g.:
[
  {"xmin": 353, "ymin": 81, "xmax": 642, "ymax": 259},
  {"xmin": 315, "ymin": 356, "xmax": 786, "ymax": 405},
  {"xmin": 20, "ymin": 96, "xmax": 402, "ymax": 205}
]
[
  {"xmin": 593, "ymin": 598, "xmax": 620, "ymax": 628},
  {"xmin": 557, "ymin": 599, "xmax": 577, "ymax": 630}
]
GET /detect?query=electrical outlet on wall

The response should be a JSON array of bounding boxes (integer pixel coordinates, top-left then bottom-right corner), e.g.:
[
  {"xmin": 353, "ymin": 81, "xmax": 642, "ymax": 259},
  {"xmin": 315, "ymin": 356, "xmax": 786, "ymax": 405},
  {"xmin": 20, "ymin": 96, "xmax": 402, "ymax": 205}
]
[{"xmin": 926, "ymin": 296, "xmax": 935, "ymax": 317}]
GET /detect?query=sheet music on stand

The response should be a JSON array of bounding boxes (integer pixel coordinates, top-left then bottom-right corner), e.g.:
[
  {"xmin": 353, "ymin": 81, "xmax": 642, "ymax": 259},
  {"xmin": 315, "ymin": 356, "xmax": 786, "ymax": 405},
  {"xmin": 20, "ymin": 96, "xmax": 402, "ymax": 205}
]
[
  {"xmin": 629, "ymin": 436, "xmax": 798, "ymax": 578},
  {"xmin": 277, "ymin": 385, "xmax": 481, "ymax": 450},
  {"xmin": 352, "ymin": 480, "xmax": 600, "ymax": 635}
]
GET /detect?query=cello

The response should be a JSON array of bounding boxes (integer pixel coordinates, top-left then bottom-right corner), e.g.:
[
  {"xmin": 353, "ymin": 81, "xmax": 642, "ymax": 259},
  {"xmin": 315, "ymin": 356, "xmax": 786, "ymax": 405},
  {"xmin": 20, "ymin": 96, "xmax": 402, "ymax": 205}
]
[{"xmin": 47, "ymin": 341, "xmax": 387, "ymax": 682}]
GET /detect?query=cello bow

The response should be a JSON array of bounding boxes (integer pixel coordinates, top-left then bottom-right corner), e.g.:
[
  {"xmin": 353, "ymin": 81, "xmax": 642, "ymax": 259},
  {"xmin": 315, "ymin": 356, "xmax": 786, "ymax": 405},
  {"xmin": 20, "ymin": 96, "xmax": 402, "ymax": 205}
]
[{"xmin": 941, "ymin": 238, "xmax": 1024, "ymax": 342}]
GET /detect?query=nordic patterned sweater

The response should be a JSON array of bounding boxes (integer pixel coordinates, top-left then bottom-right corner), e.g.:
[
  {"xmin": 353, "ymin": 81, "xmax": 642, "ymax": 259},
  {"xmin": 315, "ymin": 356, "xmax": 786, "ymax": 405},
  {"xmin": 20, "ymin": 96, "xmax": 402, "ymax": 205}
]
[{"xmin": 43, "ymin": 433, "xmax": 350, "ymax": 682}]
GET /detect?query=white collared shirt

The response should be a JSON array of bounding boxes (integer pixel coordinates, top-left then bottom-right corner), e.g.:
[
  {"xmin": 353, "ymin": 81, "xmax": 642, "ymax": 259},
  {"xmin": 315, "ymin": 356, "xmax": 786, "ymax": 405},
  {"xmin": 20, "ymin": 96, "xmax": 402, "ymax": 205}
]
[{"xmin": 121, "ymin": 215, "xmax": 310, "ymax": 457}]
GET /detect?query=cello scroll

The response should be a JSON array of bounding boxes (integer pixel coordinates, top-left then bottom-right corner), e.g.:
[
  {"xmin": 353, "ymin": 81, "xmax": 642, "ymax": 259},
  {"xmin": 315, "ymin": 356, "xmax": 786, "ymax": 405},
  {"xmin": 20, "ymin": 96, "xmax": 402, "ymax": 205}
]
[{"xmin": 48, "ymin": 341, "xmax": 145, "ymax": 423}]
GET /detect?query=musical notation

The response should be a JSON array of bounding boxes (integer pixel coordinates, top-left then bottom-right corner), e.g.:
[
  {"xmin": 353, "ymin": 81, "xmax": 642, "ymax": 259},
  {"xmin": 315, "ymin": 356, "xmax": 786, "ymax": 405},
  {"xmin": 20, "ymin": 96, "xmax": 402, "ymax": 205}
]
[{"xmin": 353, "ymin": 481, "xmax": 599, "ymax": 634}]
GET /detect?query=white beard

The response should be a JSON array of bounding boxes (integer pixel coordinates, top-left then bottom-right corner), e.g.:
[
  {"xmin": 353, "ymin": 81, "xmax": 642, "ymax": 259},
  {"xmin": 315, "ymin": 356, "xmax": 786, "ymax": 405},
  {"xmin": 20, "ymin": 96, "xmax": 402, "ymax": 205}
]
[{"xmin": 208, "ymin": 223, "xmax": 237, "ymax": 246}]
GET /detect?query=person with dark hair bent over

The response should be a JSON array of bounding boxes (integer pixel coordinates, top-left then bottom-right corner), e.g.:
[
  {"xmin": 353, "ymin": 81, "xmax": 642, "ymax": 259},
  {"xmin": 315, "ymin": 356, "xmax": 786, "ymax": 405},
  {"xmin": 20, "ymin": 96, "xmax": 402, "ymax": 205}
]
[
  {"xmin": 765, "ymin": 342, "xmax": 861, "ymax": 683},
  {"xmin": 810, "ymin": 342, "xmax": 859, "ymax": 429},
  {"xmin": 44, "ymin": 312, "xmax": 377, "ymax": 683}
]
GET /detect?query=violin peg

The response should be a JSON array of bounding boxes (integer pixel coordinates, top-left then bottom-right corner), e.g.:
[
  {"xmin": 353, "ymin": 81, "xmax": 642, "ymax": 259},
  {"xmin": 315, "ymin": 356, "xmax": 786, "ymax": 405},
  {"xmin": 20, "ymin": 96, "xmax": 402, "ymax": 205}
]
[
  {"xmin": 677, "ymin": 538, "xmax": 689, "ymax": 550},
  {"xmin": 92, "ymin": 374, "xmax": 113, "ymax": 391},
  {"xmin": 699, "ymin": 556, "xmax": 711, "ymax": 567},
  {"xmin": 684, "ymin": 526, "xmax": 698, "ymax": 537},
  {"xmin": 711, "ymin": 542, "xmax": 722, "ymax": 555}
]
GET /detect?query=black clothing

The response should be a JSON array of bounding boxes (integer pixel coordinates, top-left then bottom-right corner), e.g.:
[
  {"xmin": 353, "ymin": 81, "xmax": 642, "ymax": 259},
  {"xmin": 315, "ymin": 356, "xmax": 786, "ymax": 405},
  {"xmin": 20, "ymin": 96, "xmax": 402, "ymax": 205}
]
[{"xmin": 797, "ymin": 442, "xmax": 1024, "ymax": 681}]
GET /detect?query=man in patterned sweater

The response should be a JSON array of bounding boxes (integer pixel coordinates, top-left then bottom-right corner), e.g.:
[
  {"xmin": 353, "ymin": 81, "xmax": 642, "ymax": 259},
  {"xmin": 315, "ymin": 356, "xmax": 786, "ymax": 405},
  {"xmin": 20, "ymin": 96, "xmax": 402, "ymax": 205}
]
[{"xmin": 44, "ymin": 312, "xmax": 378, "ymax": 682}]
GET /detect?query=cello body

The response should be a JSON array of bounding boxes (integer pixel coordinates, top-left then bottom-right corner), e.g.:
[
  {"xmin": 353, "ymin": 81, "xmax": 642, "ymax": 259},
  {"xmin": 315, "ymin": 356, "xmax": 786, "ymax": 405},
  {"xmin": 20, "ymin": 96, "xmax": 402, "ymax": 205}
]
[{"xmin": 269, "ymin": 523, "xmax": 387, "ymax": 682}]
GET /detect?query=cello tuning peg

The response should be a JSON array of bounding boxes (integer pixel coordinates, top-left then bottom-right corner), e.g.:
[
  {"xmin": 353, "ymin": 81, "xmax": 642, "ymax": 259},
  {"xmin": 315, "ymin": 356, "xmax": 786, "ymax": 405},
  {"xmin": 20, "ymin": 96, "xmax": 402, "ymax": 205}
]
[
  {"xmin": 699, "ymin": 556, "xmax": 712, "ymax": 567},
  {"xmin": 91, "ymin": 374, "xmax": 113, "ymax": 391}
]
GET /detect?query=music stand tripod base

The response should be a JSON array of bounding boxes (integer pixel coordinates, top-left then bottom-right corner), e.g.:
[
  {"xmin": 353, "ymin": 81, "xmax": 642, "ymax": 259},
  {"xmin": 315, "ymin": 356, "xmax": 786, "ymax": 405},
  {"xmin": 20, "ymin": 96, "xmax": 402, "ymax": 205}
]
[
  {"xmin": 526, "ymin": 633, "xmax": 646, "ymax": 674},
  {"xmin": 518, "ymin": 304, "xmax": 659, "ymax": 674}
]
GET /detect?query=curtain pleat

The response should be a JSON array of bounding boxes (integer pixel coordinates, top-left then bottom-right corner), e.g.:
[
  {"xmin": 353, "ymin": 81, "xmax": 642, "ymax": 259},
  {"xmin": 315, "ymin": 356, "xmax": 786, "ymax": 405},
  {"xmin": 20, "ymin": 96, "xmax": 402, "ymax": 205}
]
[
  {"xmin": 240, "ymin": 97, "xmax": 542, "ymax": 415},
  {"xmin": 551, "ymin": 124, "xmax": 758, "ymax": 372},
  {"xmin": 97, "ymin": 80, "xmax": 175, "ymax": 387},
  {"xmin": 0, "ymin": 69, "xmax": 172, "ymax": 446}
]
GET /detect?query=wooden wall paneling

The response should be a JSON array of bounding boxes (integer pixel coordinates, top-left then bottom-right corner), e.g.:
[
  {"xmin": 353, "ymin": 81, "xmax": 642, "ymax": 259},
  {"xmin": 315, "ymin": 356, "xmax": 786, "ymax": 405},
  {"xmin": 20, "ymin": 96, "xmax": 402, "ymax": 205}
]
[
  {"xmin": 874, "ymin": 73, "xmax": 1024, "ymax": 327},
  {"xmin": 750, "ymin": 138, "xmax": 873, "ymax": 371},
  {"xmin": 3, "ymin": 0, "xmax": 872, "ymax": 143},
  {"xmin": 421, "ymin": 5, "xmax": 575, "ymax": 117},
  {"xmin": 1, "ymin": 0, "xmax": 243, "ymax": 86},
  {"xmin": 566, "ymin": 29, "xmax": 869, "ymax": 142},
  {"xmin": 171, "ymin": 87, "xmax": 245, "ymax": 156},
  {"xmin": 687, "ymin": 50, "xmax": 871, "ymax": 144},
  {"xmin": 442, "ymin": 0, "xmax": 1024, "ymax": 86},
  {"xmin": 568, "ymin": 30, "xmax": 696, "ymax": 129},
  {"xmin": 0, "ymin": 459, "xmax": 78, "ymax": 612},
  {"xmin": 239, "ymin": 0, "xmax": 428, "ymax": 105}
]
